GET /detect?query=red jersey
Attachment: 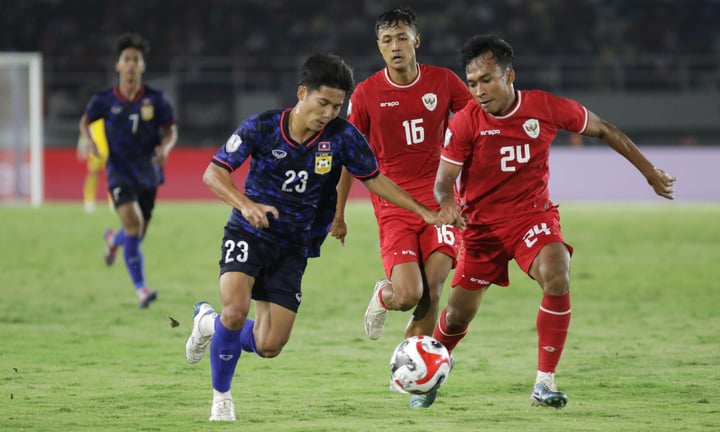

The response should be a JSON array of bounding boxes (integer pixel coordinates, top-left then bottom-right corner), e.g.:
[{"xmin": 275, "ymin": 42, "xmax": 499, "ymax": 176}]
[
  {"xmin": 348, "ymin": 64, "xmax": 471, "ymax": 207},
  {"xmin": 441, "ymin": 90, "xmax": 588, "ymax": 222}
]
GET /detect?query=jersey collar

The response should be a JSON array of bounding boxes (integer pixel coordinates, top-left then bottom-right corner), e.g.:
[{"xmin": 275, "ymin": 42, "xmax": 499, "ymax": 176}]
[{"xmin": 383, "ymin": 63, "xmax": 422, "ymax": 89}]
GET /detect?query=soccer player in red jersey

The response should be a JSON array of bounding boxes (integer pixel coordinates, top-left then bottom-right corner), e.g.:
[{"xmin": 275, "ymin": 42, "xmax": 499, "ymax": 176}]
[
  {"xmin": 343, "ymin": 9, "xmax": 471, "ymax": 408},
  {"xmin": 432, "ymin": 34, "xmax": 676, "ymax": 409}
]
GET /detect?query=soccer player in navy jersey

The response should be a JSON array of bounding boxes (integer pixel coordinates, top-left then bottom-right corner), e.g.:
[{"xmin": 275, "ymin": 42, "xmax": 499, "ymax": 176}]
[
  {"xmin": 431, "ymin": 34, "xmax": 676, "ymax": 409},
  {"xmin": 184, "ymin": 53, "xmax": 451, "ymax": 422},
  {"xmin": 79, "ymin": 33, "xmax": 177, "ymax": 309},
  {"xmin": 340, "ymin": 7, "xmax": 472, "ymax": 409}
]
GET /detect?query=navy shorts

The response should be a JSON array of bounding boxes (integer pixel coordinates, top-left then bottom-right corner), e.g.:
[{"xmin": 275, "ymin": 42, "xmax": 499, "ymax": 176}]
[
  {"xmin": 219, "ymin": 225, "xmax": 307, "ymax": 313},
  {"xmin": 109, "ymin": 185, "xmax": 157, "ymax": 223}
]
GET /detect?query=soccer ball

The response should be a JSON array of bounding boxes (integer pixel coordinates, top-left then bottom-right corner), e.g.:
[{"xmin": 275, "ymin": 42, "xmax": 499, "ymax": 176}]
[{"xmin": 389, "ymin": 335, "xmax": 452, "ymax": 395}]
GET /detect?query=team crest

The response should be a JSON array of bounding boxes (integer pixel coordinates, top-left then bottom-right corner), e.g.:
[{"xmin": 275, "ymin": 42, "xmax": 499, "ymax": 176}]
[
  {"xmin": 141, "ymin": 100, "xmax": 154, "ymax": 121},
  {"xmin": 523, "ymin": 119, "xmax": 540, "ymax": 139},
  {"xmin": 422, "ymin": 93, "xmax": 437, "ymax": 112},
  {"xmin": 315, "ymin": 153, "xmax": 332, "ymax": 174}
]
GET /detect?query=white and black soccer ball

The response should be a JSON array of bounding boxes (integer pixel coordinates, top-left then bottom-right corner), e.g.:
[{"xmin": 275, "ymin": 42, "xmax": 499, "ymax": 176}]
[{"xmin": 389, "ymin": 335, "xmax": 452, "ymax": 395}]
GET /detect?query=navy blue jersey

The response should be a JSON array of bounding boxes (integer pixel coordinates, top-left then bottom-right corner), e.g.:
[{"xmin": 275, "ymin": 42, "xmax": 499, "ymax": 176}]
[
  {"xmin": 84, "ymin": 85, "xmax": 176, "ymax": 189},
  {"xmin": 212, "ymin": 108, "xmax": 379, "ymax": 251}
]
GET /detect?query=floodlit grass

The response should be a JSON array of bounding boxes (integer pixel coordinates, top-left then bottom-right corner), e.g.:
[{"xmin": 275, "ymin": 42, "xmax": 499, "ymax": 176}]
[{"xmin": 1, "ymin": 201, "xmax": 718, "ymax": 431}]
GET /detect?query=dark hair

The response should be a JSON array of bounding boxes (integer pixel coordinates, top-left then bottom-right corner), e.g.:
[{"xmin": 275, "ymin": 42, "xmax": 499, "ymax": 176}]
[
  {"xmin": 299, "ymin": 53, "xmax": 355, "ymax": 94},
  {"xmin": 115, "ymin": 33, "xmax": 150, "ymax": 57},
  {"xmin": 375, "ymin": 7, "xmax": 418, "ymax": 36},
  {"xmin": 459, "ymin": 34, "xmax": 513, "ymax": 71}
]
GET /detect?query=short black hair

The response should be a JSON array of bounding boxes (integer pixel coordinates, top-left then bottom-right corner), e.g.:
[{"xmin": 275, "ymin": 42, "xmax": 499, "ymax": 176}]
[
  {"xmin": 299, "ymin": 53, "xmax": 355, "ymax": 94},
  {"xmin": 375, "ymin": 7, "xmax": 418, "ymax": 36},
  {"xmin": 115, "ymin": 33, "xmax": 150, "ymax": 57},
  {"xmin": 459, "ymin": 34, "xmax": 513, "ymax": 71}
]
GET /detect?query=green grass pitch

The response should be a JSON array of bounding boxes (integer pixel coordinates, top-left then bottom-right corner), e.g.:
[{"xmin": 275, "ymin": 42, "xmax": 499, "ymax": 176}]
[{"xmin": 1, "ymin": 201, "xmax": 718, "ymax": 431}]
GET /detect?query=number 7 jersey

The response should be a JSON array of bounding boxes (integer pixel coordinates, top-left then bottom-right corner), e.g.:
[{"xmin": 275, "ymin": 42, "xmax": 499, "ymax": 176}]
[{"xmin": 441, "ymin": 90, "xmax": 588, "ymax": 223}]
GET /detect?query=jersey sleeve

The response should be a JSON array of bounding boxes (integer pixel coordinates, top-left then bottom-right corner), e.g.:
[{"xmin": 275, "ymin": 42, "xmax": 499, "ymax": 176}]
[
  {"xmin": 447, "ymin": 70, "xmax": 473, "ymax": 113},
  {"xmin": 156, "ymin": 93, "xmax": 177, "ymax": 128},
  {"xmin": 84, "ymin": 93, "xmax": 106, "ymax": 122},
  {"xmin": 346, "ymin": 84, "xmax": 370, "ymax": 135},
  {"xmin": 440, "ymin": 109, "xmax": 474, "ymax": 167},
  {"xmin": 547, "ymin": 94, "xmax": 588, "ymax": 134},
  {"xmin": 211, "ymin": 119, "xmax": 256, "ymax": 172},
  {"xmin": 341, "ymin": 123, "xmax": 379, "ymax": 180}
]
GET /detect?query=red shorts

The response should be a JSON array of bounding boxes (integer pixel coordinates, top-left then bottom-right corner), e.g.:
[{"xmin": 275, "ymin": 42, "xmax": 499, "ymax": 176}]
[
  {"xmin": 452, "ymin": 206, "xmax": 573, "ymax": 290},
  {"xmin": 376, "ymin": 208, "xmax": 460, "ymax": 278}
]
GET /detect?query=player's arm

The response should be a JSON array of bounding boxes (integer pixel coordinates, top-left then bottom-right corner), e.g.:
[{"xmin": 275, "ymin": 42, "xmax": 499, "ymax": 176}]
[
  {"xmin": 361, "ymin": 173, "xmax": 442, "ymax": 226},
  {"xmin": 330, "ymin": 167, "xmax": 354, "ymax": 246},
  {"xmin": 153, "ymin": 124, "xmax": 178, "ymax": 167},
  {"xmin": 582, "ymin": 110, "xmax": 676, "ymax": 199},
  {"xmin": 434, "ymin": 160, "xmax": 465, "ymax": 229},
  {"xmin": 203, "ymin": 163, "xmax": 279, "ymax": 229},
  {"xmin": 78, "ymin": 114, "xmax": 99, "ymax": 158}
]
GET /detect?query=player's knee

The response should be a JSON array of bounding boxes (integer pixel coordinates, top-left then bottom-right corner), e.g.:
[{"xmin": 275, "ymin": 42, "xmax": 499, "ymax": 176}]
[
  {"xmin": 392, "ymin": 286, "xmax": 422, "ymax": 311},
  {"xmin": 445, "ymin": 306, "xmax": 474, "ymax": 329},
  {"xmin": 542, "ymin": 271, "xmax": 570, "ymax": 296},
  {"xmin": 255, "ymin": 339, "xmax": 287, "ymax": 358},
  {"xmin": 219, "ymin": 307, "xmax": 249, "ymax": 331}
]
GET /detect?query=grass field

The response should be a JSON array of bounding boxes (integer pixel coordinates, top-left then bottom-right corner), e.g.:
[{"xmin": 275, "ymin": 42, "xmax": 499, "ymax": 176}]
[{"xmin": 1, "ymin": 201, "xmax": 719, "ymax": 431}]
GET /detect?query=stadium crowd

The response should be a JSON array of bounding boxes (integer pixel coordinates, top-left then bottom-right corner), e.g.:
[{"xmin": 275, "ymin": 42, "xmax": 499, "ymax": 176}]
[
  {"xmin": 2, "ymin": 0, "xmax": 719, "ymax": 144},
  {"xmin": 4, "ymin": 0, "xmax": 719, "ymax": 68}
]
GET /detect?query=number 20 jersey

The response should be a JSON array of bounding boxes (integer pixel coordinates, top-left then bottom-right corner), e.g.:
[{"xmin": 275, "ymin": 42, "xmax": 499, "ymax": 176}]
[
  {"xmin": 211, "ymin": 108, "xmax": 379, "ymax": 249},
  {"xmin": 441, "ymin": 90, "xmax": 588, "ymax": 223}
]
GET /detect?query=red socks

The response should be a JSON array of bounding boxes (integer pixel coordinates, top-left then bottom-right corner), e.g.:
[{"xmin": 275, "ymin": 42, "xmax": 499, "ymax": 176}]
[
  {"xmin": 536, "ymin": 292, "xmax": 571, "ymax": 373},
  {"xmin": 432, "ymin": 308, "xmax": 468, "ymax": 353}
]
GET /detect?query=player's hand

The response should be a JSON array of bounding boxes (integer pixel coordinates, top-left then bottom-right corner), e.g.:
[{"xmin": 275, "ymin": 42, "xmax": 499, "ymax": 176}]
[
  {"xmin": 421, "ymin": 209, "xmax": 443, "ymax": 227},
  {"xmin": 77, "ymin": 144, "xmax": 89, "ymax": 160},
  {"xmin": 438, "ymin": 202, "xmax": 466, "ymax": 230},
  {"xmin": 648, "ymin": 167, "xmax": 676, "ymax": 200},
  {"xmin": 153, "ymin": 148, "xmax": 168, "ymax": 167},
  {"xmin": 240, "ymin": 202, "xmax": 280, "ymax": 229},
  {"xmin": 329, "ymin": 216, "xmax": 347, "ymax": 247}
]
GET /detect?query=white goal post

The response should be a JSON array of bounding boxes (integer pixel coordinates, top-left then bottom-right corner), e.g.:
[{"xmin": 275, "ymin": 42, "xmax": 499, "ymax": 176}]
[{"xmin": 0, "ymin": 53, "xmax": 43, "ymax": 206}]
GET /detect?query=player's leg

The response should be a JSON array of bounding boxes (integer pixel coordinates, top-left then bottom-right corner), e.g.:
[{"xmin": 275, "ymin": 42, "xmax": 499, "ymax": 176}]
[
  {"xmin": 526, "ymin": 241, "xmax": 571, "ymax": 409},
  {"xmin": 409, "ymin": 283, "xmax": 488, "ymax": 409},
  {"xmin": 413, "ymin": 236, "xmax": 505, "ymax": 409},
  {"xmin": 82, "ymin": 159, "xmax": 100, "ymax": 213},
  {"xmin": 115, "ymin": 199, "xmax": 155, "ymax": 306},
  {"xmin": 252, "ymin": 301, "xmax": 297, "ymax": 358},
  {"xmin": 433, "ymin": 283, "xmax": 488, "ymax": 355},
  {"xmin": 209, "ymin": 271, "xmax": 254, "ymax": 421},
  {"xmin": 249, "ymin": 250, "xmax": 304, "ymax": 357},
  {"xmin": 405, "ymin": 223, "xmax": 460, "ymax": 337},
  {"xmin": 364, "ymin": 216, "xmax": 422, "ymax": 340},
  {"xmin": 514, "ymin": 208, "xmax": 572, "ymax": 408},
  {"xmin": 365, "ymin": 261, "xmax": 422, "ymax": 340},
  {"xmin": 404, "ymin": 251, "xmax": 453, "ymax": 337}
]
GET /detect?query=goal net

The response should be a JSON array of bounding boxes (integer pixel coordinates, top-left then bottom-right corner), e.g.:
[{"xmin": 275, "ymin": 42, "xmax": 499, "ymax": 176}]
[{"xmin": 0, "ymin": 53, "xmax": 43, "ymax": 206}]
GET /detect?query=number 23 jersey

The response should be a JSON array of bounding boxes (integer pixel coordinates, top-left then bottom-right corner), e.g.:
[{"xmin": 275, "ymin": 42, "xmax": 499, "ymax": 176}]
[
  {"xmin": 211, "ymin": 108, "xmax": 379, "ymax": 249},
  {"xmin": 441, "ymin": 89, "xmax": 588, "ymax": 222}
]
